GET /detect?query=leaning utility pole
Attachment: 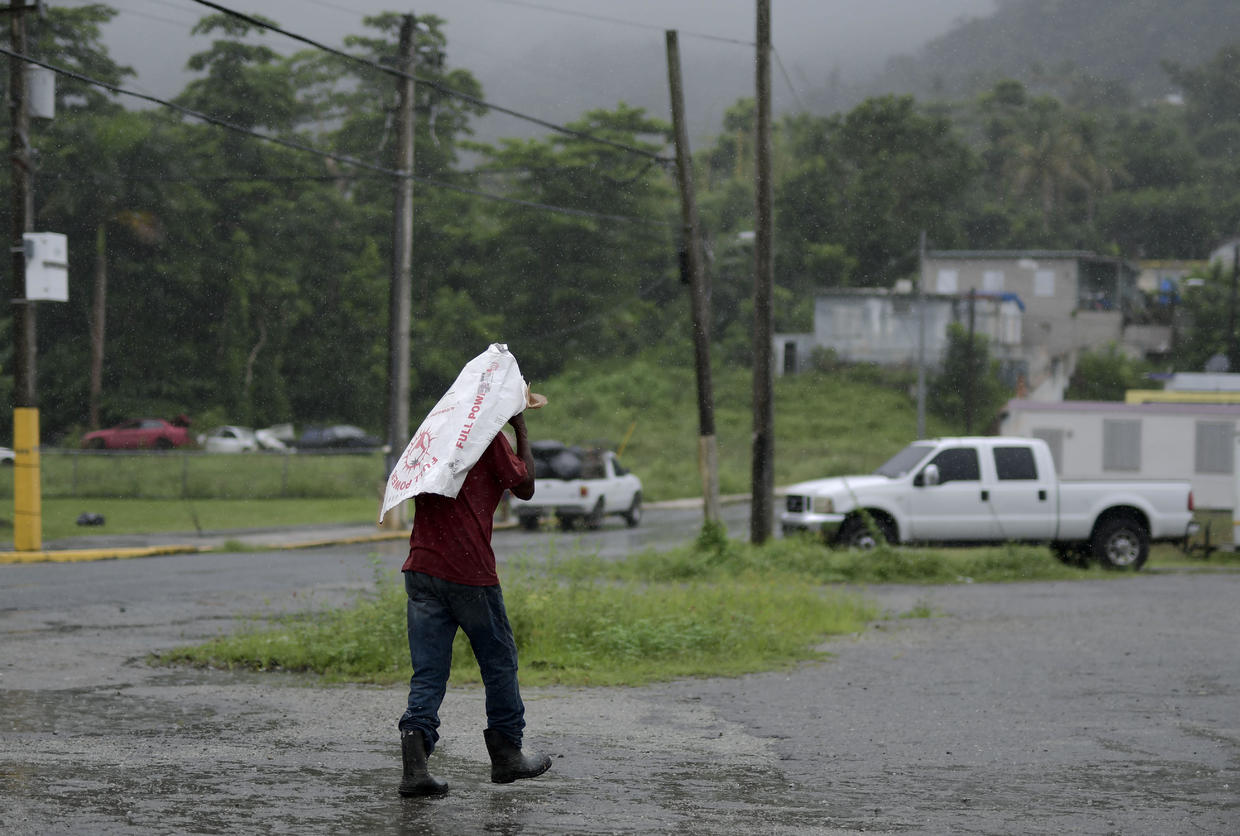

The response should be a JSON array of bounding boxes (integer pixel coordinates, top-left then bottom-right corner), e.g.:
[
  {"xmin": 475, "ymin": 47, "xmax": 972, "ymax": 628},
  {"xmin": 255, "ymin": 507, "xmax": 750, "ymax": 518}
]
[
  {"xmin": 750, "ymin": 0, "xmax": 775, "ymax": 544},
  {"xmin": 384, "ymin": 13, "xmax": 415, "ymax": 512},
  {"xmin": 665, "ymin": 30, "xmax": 721, "ymax": 524}
]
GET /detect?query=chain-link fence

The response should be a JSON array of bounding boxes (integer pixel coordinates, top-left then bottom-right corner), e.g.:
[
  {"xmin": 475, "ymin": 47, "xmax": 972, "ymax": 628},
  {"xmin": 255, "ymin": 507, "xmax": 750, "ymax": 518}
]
[{"xmin": 0, "ymin": 449, "xmax": 387, "ymax": 500}]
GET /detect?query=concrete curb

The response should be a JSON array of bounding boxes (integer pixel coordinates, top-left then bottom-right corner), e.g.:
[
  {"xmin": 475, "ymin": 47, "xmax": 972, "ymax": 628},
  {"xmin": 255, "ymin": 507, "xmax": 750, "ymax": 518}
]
[
  {"xmin": 0, "ymin": 544, "xmax": 212, "ymax": 564},
  {"xmin": 0, "ymin": 531, "xmax": 410, "ymax": 566}
]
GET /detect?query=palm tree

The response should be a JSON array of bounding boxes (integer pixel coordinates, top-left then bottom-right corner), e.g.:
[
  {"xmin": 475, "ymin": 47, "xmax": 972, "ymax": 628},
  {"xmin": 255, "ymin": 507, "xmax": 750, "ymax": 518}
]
[{"xmin": 1000, "ymin": 101, "xmax": 1093, "ymax": 235}]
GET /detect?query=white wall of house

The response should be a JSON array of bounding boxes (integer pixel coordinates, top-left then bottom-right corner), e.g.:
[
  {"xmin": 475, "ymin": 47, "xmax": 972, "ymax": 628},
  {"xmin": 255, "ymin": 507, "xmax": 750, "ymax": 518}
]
[
  {"xmin": 810, "ymin": 294, "xmax": 956, "ymax": 367},
  {"xmin": 1210, "ymin": 237, "xmax": 1240, "ymax": 272},
  {"xmin": 999, "ymin": 399, "xmax": 1240, "ymax": 509},
  {"xmin": 772, "ymin": 333, "xmax": 818, "ymax": 376}
]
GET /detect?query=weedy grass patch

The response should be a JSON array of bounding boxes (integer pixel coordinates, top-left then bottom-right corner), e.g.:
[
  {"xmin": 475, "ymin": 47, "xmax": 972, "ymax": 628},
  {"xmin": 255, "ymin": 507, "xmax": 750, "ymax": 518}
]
[
  {"xmin": 157, "ymin": 531, "xmax": 1135, "ymax": 689},
  {"xmin": 528, "ymin": 526, "xmax": 1095, "ymax": 586},
  {"xmin": 158, "ymin": 545, "xmax": 879, "ymax": 687}
]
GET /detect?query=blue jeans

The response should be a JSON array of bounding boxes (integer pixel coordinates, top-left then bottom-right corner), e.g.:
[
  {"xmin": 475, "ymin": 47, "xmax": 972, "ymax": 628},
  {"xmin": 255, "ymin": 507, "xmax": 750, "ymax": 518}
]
[{"xmin": 398, "ymin": 571, "xmax": 525, "ymax": 754}]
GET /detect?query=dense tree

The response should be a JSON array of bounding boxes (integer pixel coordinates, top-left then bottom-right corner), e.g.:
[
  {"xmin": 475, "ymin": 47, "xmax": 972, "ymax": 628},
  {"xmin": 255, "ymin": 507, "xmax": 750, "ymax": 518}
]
[
  {"xmin": 1171, "ymin": 262, "xmax": 1240, "ymax": 374},
  {"xmin": 774, "ymin": 96, "xmax": 977, "ymax": 290},
  {"xmin": 468, "ymin": 103, "xmax": 678, "ymax": 379},
  {"xmin": 1064, "ymin": 343, "xmax": 1152, "ymax": 401},
  {"xmin": 929, "ymin": 323, "xmax": 1010, "ymax": 432},
  {"xmin": 6, "ymin": 11, "xmax": 1240, "ymax": 446}
]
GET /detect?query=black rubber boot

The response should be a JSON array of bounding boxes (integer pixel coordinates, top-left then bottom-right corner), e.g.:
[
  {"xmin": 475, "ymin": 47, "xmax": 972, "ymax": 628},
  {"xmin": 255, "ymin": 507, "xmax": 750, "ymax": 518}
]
[
  {"xmin": 483, "ymin": 728, "xmax": 551, "ymax": 784},
  {"xmin": 398, "ymin": 729, "xmax": 449, "ymax": 797}
]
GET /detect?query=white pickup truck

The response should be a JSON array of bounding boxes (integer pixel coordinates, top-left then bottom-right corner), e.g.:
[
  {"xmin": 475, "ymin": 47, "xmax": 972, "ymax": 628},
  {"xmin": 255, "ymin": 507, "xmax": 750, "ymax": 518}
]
[
  {"xmin": 510, "ymin": 441, "xmax": 643, "ymax": 531},
  {"xmin": 779, "ymin": 436, "xmax": 1197, "ymax": 569}
]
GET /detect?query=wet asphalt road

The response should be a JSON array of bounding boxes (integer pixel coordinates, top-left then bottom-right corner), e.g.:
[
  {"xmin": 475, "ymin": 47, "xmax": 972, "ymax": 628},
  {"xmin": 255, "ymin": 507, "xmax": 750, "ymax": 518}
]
[{"xmin": 1, "ymin": 520, "xmax": 1238, "ymax": 834}]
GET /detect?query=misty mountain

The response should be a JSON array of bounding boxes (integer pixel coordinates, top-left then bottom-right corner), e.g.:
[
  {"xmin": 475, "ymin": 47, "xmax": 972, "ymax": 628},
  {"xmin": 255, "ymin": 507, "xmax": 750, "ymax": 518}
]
[{"xmin": 864, "ymin": 0, "xmax": 1240, "ymax": 107}]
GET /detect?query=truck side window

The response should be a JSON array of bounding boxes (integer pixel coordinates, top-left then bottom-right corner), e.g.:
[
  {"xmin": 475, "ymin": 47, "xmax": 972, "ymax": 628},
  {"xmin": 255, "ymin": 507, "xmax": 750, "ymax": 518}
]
[
  {"xmin": 927, "ymin": 448, "xmax": 980, "ymax": 484},
  {"xmin": 994, "ymin": 446, "xmax": 1038, "ymax": 480}
]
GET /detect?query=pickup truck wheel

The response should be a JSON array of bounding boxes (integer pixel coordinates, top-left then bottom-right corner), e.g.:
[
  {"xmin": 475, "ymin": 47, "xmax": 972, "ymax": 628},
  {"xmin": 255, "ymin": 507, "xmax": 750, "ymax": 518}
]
[
  {"xmin": 518, "ymin": 515, "xmax": 541, "ymax": 532},
  {"xmin": 1091, "ymin": 516, "xmax": 1149, "ymax": 570},
  {"xmin": 838, "ymin": 515, "xmax": 892, "ymax": 550},
  {"xmin": 623, "ymin": 493, "xmax": 642, "ymax": 528},
  {"xmin": 557, "ymin": 514, "xmax": 577, "ymax": 532},
  {"xmin": 585, "ymin": 499, "xmax": 605, "ymax": 530}
]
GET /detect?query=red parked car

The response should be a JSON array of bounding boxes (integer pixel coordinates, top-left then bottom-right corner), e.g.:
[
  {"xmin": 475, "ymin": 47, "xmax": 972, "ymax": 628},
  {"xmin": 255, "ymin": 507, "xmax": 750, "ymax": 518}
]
[{"xmin": 82, "ymin": 416, "xmax": 192, "ymax": 450}]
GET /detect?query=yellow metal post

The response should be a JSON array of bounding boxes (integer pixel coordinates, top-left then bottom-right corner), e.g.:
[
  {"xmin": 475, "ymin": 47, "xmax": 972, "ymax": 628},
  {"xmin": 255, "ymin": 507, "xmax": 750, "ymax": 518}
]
[{"xmin": 14, "ymin": 407, "xmax": 41, "ymax": 550}]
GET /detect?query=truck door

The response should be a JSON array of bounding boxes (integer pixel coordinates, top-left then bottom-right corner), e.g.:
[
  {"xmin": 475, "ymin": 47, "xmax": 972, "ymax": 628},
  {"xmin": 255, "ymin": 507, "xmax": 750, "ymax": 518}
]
[
  {"xmin": 907, "ymin": 446, "xmax": 1000, "ymax": 541},
  {"xmin": 986, "ymin": 444, "xmax": 1057, "ymax": 540}
]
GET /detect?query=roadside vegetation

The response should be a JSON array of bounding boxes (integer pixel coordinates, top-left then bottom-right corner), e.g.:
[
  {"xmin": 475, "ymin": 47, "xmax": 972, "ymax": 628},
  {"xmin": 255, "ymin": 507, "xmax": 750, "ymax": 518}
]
[
  {"xmin": 3, "ymin": 356, "xmax": 954, "ymax": 540},
  {"xmin": 155, "ymin": 524, "xmax": 1236, "ymax": 688}
]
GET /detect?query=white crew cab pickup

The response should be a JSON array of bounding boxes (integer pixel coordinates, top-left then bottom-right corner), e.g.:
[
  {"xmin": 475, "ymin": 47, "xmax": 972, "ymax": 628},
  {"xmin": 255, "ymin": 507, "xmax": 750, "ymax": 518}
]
[
  {"xmin": 779, "ymin": 436, "xmax": 1197, "ymax": 569},
  {"xmin": 510, "ymin": 441, "xmax": 643, "ymax": 531}
]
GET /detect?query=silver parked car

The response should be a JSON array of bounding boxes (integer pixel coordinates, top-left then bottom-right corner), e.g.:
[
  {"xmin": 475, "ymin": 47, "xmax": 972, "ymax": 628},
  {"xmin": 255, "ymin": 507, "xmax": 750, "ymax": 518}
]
[{"xmin": 198, "ymin": 425, "xmax": 288, "ymax": 453}]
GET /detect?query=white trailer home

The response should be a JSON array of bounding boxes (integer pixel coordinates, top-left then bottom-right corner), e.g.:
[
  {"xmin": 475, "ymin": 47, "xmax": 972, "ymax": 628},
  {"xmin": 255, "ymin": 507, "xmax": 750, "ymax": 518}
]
[{"xmin": 998, "ymin": 399, "xmax": 1240, "ymax": 510}]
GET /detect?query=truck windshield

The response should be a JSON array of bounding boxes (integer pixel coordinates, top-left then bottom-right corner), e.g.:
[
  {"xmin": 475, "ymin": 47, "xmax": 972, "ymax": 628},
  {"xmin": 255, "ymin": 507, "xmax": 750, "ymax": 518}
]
[{"xmin": 874, "ymin": 443, "xmax": 935, "ymax": 478}]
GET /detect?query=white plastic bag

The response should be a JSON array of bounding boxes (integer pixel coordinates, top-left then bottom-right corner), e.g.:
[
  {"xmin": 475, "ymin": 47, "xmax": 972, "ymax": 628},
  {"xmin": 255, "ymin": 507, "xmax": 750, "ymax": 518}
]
[{"xmin": 379, "ymin": 343, "xmax": 527, "ymax": 523}]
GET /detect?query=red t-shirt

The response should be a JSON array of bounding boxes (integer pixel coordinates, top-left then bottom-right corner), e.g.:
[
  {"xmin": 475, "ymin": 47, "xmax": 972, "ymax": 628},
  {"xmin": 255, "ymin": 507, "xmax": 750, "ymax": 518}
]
[{"xmin": 401, "ymin": 431, "xmax": 528, "ymax": 586}]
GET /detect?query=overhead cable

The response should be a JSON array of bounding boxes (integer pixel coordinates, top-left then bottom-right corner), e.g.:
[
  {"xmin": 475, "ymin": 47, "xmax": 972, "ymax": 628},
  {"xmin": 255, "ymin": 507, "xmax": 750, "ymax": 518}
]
[
  {"xmin": 481, "ymin": 0, "xmax": 754, "ymax": 46},
  {"xmin": 0, "ymin": 47, "xmax": 671, "ymax": 227},
  {"xmin": 185, "ymin": 0, "xmax": 672, "ymax": 164}
]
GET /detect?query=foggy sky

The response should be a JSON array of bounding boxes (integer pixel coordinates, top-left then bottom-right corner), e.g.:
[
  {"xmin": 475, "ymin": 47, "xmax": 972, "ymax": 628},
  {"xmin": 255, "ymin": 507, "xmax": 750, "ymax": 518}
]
[{"xmin": 81, "ymin": 0, "xmax": 997, "ymax": 142}]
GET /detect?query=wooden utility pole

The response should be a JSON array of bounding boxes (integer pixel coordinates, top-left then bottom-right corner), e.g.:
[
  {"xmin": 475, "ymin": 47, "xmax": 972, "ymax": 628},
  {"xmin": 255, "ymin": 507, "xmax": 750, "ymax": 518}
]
[
  {"xmin": 916, "ymin": 230, "xmax": 927, "ymax": 439},
  {"xmin": 1229, "ymin": 245, "xmax": 1239, "ymax": 371},
  {"xmin": 665, "ymin": 30, "xmax": 720, "ymax": 524},
  {"xmin": 8, "ymin": 0, "xmax": 41, "ymax": 550},
  {"xmin": 965, "ymin": 287, "xmax": 976, "ymax": 434},
  {"xmin": 9, "ymin": 0, "xmax": 35, "ymax": 410},
  {"xmin": 384, "ymin": 14, "xmax": 415, "ymax": 508},
  {"xmin": 750, "ymin": 0, "xmax": 775, "ymax": 543}
]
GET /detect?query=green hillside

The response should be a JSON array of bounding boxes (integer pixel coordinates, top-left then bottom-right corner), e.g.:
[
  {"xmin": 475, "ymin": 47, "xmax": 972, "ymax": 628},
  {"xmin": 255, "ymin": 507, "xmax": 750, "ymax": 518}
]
[
  {"xmin": 523, "ymin": 353, "xmax": 959, "ymax": 501},
  {"xmin": 869, "ymin": 0, "xmax": 1240, "ymax": 104}
]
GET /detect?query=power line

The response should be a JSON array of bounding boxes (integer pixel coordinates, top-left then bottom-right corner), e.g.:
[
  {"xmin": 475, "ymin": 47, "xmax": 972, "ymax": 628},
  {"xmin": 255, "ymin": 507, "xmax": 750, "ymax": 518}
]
[
  {"xmin": 480, "ymin": 0, "xmax": 754, "ymax": 46},
  {"xmin": 772, "ymin": 47, "xmax": 806, "ymax": 111},
  {"xmin": 2, "ymin": 47, "xmax": 671, "ymax": 227},
  {"xmin": 481, "ymin": 0, "xmax": 806, "ymax": 108},
  {"xmin": 185, "ymin": 0, "xmax": 672, "ymax": 164}
]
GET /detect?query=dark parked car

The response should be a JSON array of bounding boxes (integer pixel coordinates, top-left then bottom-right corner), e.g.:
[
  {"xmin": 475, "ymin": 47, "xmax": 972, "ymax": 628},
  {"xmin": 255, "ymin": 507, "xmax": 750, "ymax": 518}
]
[
  {"xmin": 295, "ymin": 424, "xmax": 385, "ymax": 452},
  {"xmin": 81, "ymin": 416, "xmax": 192, "ymax": 450}
]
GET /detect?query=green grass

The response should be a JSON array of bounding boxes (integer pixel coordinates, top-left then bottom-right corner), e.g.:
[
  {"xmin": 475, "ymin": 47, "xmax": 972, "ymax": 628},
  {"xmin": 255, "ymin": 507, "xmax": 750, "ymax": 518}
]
[
  {"xmin": 156, "ymin": 553, "xmax": 880, "ymax": 687},
  {"xmin": 529, "ymin": 358, "xmax": 956, "ymax": 499},
  {"xmin": 15, "ymin": 497, "xmax": 380, "ymax": 541},
  {"xmin": 520, "ymin": 528, "xmax": 1102, "ymax": 586},
  {"xmin": 156, "ymin": 531, "xmax": 1231, "ymax": 689},
  {"xmin": 0, "ymin": 451, "xmax": 386, "ymax": 501}
]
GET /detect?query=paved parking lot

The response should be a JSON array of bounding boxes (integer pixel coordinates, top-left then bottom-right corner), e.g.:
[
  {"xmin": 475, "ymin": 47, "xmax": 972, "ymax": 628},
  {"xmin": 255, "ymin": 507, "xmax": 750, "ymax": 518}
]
[{"xmin": 1, "ymin": 543, "xmax": 1236, "ymax": 834}]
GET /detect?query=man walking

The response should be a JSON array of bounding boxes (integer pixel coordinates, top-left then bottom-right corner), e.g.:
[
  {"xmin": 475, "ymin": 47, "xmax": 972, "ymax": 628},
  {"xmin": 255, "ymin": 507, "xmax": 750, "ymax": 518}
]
[{"xmin": 397, "ymin": 405, "xmax": 551, "ymax": 797}]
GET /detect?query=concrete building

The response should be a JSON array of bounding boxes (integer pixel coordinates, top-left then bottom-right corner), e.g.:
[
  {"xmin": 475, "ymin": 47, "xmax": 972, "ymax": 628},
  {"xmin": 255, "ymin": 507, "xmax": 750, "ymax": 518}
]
[{"xmin": 775, "ymin": 250, "xmax": 1172, "ymax": 401}]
